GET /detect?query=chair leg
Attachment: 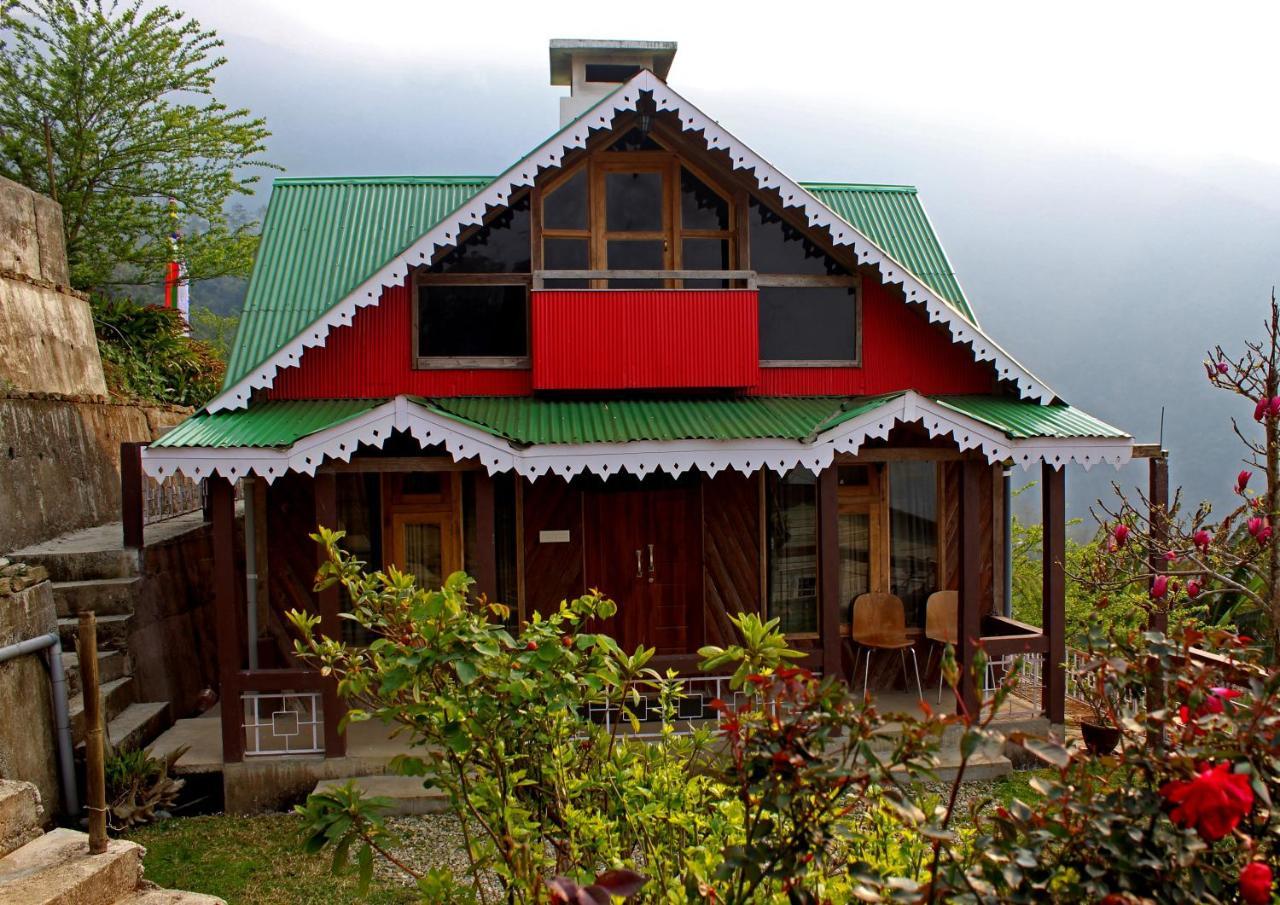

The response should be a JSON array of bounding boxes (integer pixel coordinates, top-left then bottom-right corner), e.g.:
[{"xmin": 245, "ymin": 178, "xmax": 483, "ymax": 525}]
[
  {"xmin": 862, "ymin": 649, "xmax": 873, "ymax": 698},
  {"xmin": 851, "ymin": 645, "xmax": 861, "ymax": 685},
  {"xmin": 910, "ymin": 647, "xmax": 924, "ymax": 701},
  {"xmin": 898, "ymin": 649, "xmax": 909, "ymax": 694}
]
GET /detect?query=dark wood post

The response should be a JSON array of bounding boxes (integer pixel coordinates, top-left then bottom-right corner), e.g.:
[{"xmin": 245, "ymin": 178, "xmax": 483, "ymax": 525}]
[
  {"xmin": 210, "ymin": 475, "xmax": 245, "ymax": 763},
  {"xmin": 313, "ymin": 472, "xmax": 348, "ymax": 758},
  {"xmin": 1041, "ymin": 463, "xmax": 1067, "ymax": 725},
  {"xmin": 473, "ymin": 471, "xmax": 498, "ymax": 600},
  {"xmin": 817, "ymin": 465, "xmax": 842, "ymax": 680},
  {"xmin": 77, "ymin": 613, "xmax": 107, "ymax": 853},
  {"xmin": 1147, "ymin": 455, "xmax": 1170, "ymax": 634},
  {"xmin": 957, "ymin": 460, "xmax": 984, "ymax": 716},
  {"xmin": 121, "ymin": 442, "xmax": 144, "ymax": 550}
]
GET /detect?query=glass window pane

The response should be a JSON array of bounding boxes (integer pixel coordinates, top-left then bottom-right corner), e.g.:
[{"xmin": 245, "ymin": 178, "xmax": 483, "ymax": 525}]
[
  {"xmin": 337, "ymin": 474, "xmax": 381, "ymax": 646},
  {"xmin": 431, "ymin": 196, "xmax": 530, "ymax": 273},
  {"xmin": 759, "ymin": 287, "xmax": 857, "ymax": 361},
  {"xmin": 680, "ymin": 168, "xmax": 729, "ymax": 231},
  {"xmin": 838, "ymin": 511, "xmax": 871, "ymax": 625},
  {"xmin": 543, "ymin": 170, "xmax": 588, "ymax": 231},
  {"xmin": 607, "ymin": 127, "xmax": 664, "ymax": 151},
  {"xmin": 767, "ymin": 468, "xmax": 818, "ymax": 634},
  {"xmin": 682, "ymin": 238, "xmax": 729, "ymax": 289},
  {"xmin": 889, "ymin": 462, "xmax": 938, "ymax": 626},
  {"xmin": 606, "ymin": 171, "xmax": 664, "ymax": 232},
  {"xmin": 607, "ymin": 240, "xmax": 665, "ymax": 288},
  {"xmin": 543, "ymin": 237, "xmax": 590, "ymax": 288},
  {"xmin": 749, "ymin": 197, "xmax": 841, "ymax": 275},
  {"xmin": 418, "ymin": 285, "xmax": 527, "ymax": 357},
  {"xmin": 403, "ymin": 521, "xmax": 444, "ymax": 589}
]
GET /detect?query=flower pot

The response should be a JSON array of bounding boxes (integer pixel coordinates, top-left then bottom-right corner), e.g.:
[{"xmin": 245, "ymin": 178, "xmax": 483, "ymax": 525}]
[{"xmin": 1080, "ymin": 720, "xmax": 1122, "ymax": 756}]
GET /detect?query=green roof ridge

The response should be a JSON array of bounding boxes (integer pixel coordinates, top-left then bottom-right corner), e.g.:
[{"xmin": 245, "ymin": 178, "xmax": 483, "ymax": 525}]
[
  {"xmin": 798, "ymin": 181, "xmax": 918, "ymax": 193},
  {"xmin": 272, "ymin": 175, "xmax": 493, "ymax": 186}
]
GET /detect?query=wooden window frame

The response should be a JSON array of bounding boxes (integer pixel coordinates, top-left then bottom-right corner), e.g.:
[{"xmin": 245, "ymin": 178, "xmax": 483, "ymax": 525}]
[{"xmin": 412, "ymin": 271, "xmax": 533, "ymax": 370}]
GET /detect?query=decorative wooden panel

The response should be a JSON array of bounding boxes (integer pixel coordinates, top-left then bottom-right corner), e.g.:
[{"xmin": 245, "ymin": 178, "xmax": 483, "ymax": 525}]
[
  {"xmin": 939, "ymin": 460, "xmax": 995, "ymax": 615},
  {"xmin": 701, "ymin": 471, "xmax": 762, "ymax": 647},
  {"xmin": 521, "ymin": 476, "xmax": 584, "ymax": 619}
]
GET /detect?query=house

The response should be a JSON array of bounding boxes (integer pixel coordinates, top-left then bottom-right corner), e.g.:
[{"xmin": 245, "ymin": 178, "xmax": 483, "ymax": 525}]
[{"xmin": 139, "ymin": 40, "xmax": 1140, "ymax": 771}]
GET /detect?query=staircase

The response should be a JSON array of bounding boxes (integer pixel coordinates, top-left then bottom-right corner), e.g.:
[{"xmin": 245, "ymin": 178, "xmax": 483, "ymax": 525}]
[
  {"xmin": 0, "ymin": 780, "xmax": 222, "ymax": 905},
  {"xmin": 11, "ymin": 531, "xmax": 173, "ymax": 755}
]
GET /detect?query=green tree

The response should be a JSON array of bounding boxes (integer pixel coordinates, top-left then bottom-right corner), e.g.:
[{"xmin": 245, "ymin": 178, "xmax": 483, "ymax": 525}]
[
  {"xmin": 188, "ymin": 304, "xmax": 238, "ymax": 361},
  {"xmin": 0, "ymin": 0, "xmax": 275, "ymax": 290}
]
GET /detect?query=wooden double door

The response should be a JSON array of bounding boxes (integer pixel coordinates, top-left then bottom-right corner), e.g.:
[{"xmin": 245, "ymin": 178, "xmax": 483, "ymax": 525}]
[{"xmin": 584, "ymin": 482, "xmax": 703, "ymax": 655}]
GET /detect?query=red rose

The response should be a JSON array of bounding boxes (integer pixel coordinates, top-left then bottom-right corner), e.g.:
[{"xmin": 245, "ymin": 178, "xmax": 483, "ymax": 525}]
[
  {"xmin": 1241, "ymin": 861, "xmax": 1272, "ymax": 905},
  {"xmin": 1160, "ymin": 762, "xmax": 1254, "ymax": 841}
]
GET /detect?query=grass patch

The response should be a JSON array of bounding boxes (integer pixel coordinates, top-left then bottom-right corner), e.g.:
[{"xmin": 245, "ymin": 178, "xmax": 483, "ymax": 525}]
[
  {"xmin": 987, "ymin": 768, "xmax": 1053, "ymax": 808},
  {"xmin": 128, "ymin": 813, "xmax": 417, "ymax": 905}
]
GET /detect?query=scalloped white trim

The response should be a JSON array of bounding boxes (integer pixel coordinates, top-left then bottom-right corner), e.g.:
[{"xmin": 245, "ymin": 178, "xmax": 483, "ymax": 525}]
[
  {"xmin": 205, "ymin": 72, "xmax": 1055, "ymax": 414},
  {"xmin": 142, "ymin": 393, "xmax": 1132, "ymax": 483}
]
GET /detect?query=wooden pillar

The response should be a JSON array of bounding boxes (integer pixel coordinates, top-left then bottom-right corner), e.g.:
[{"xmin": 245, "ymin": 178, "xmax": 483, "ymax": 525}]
[
  {"xmin": 1041, "ymin": 463, "xmax": 1066, "ymax": 725},
  {"xmin": 818, "ymin": 465, "xmax": 842, "ymax": 680},
  {"xmin": 473, "ymin": 471, "xmax": 498, "ymax": 600},
  {"xmin": 957, "ymin": 461, "xmax": 984, "ymax": 715},
  {"xmin": 1147, "ymin": 455, "xmax": 1170, "ymax": 634},
  {"xmin": 313, "ymin": 472, "xmax": 347, "ymax": 757},
  {"xmin": 121, "ymin": 442, "xmax": 144, "ymax": 550},
  {"xmin": 210, "ymin": 475, "xmax": 245, "ymax": 763}
]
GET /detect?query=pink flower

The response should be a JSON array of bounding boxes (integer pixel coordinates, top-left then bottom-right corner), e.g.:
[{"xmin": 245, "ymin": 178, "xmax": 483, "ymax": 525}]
[
  {"xmin": 1256, "ymin": 398, "xmax": 1269, "ymax": 421},
  {"xmin": 1187, "ymin": 578, "xmax": 1201, "ymax": 598},
  {"xmin": 1261, "ymin": 525, "xmax": 1274, "ymax": 546},
  {"xmin": 1269, "ymin": 397, "xmax": 1280, "ymax": 417},
  {"xmin": 1249, "ymin": 516, "xmax": 1264, "ymax": 536},
  {"xmin": 1216, "ymin": 361, "xmax": 1230, "ymax": 374},
  {"xmin": 1164, "ymin": 550, "xmax": 1178, "ymax": 562},
  {"xmin": 1113, "ymin": 524, "xmax": 1131, "ymax": 547},
  {"xmin": 1241, "ymin": 862, "xmax": 1272, "ymax": 905},
  {"xmin": 1238, "ymin": 470, "xmax": 1253, "ymax": 494},
  {"xmin": 1193, "ymin": 529, "xmax": 1212, "ymax": 551},
  {"xmin": 1151, "ymin": 574, "xmax": 1169, "ymax": 599}
]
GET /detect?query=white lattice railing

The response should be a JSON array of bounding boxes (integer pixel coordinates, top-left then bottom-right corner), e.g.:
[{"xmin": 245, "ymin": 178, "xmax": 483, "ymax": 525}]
[
  {"xmin": 143, "ymin": 475, "xmax": 204, "ymax": 524},
  {"xmin": 242, "ymin": 691, "xmax": 324, "ymax": 756},
  {"xmin": 984, "ymin": 652, "xmax": 1046, "ymax": 716}
]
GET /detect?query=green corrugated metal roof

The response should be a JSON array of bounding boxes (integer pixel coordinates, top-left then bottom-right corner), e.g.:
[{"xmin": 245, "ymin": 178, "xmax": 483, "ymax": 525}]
[
  {"xmin": 151, "ymin": 395, "xmax": 1128, "ymax": 450},
  {"xmin": 151, "ymin": 398, "xmax": 387, "ymax": 448},
  {"xmin": 800, "ymin": 183, "xmax": 973, "ymax": 321},
  {"xmin": 222, "ymin": 175, "xmax": 977, "ymax": 391},
  {"xmin": 936, "ymin": 396, "xmax": 1128, "ymax": 439},
  {"xmin": 224, "ymin": 176, "xmax": 490, "ymax": 387},
  {"xmin": 416, "ymin": 396, "xmax": 858, "ymax": 444}
]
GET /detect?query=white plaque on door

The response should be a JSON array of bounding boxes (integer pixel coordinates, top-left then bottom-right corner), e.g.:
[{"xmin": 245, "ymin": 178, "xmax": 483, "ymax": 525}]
[{"xmin": 539, "ymin": 529, "xmax": 571, "ymax": 544}]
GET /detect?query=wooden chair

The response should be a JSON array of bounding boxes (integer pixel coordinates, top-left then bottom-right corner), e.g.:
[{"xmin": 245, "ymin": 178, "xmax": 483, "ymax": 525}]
[
  {"xmin": 924, "ymin": 591, "xmax": 959, "ymax": 703},
  {"xmin": 850, "ymin": 592, "xmax": 923, "ymax": 700}
]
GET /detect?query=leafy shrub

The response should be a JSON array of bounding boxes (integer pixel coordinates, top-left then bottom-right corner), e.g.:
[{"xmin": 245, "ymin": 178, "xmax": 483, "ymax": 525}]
[{"xmin": 91, "ymin": 294, "xmax": 224, "ymax": 405}]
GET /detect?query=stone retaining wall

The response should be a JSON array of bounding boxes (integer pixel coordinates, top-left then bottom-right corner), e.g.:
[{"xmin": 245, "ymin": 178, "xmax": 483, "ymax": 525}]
[{"xmin": 0, "ymin": 570, "xmax": 58, "ymax": 818}]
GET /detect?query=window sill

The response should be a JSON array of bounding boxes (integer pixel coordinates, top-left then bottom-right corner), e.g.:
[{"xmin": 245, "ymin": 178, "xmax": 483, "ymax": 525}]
[
  {"xmin": 414, "ymin": 357, "xmax": 531, "ymax": 370},
  {"xmin": 760, "ymin": 360, "xmax": 860, "ymax": 368}
]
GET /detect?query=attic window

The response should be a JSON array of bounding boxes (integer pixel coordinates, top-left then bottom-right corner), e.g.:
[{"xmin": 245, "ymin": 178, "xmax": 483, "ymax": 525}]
[{"xmin": 585, "ymin": 63, "xmax": 642, "ymax": 83}]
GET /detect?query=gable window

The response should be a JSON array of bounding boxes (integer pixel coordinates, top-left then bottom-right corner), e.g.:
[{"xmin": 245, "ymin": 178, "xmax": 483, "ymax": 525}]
[
  {"xmin": 415, "ymin": 196, "xmax": 531, "ymax": 368},
  {"xmin": 750, "ymin": 198, "xmax": 860, "ymax": 366}
]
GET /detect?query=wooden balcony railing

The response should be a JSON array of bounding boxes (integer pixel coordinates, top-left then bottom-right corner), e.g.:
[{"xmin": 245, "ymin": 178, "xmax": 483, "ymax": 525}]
[{"xmin": 532, "ymin": 269, "xmax": 758, "ymax": 289}]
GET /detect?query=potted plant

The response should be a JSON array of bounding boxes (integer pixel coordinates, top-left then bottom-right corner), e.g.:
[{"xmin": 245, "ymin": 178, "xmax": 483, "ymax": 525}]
[{"xmin": 1079, "ymin": 669, "xmax": 1123, "ymax": 756}]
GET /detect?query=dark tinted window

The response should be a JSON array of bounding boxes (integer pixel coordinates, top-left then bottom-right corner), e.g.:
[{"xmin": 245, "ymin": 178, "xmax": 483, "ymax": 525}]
[
  {"xmin": 431, "ymin": 196, "xmax": 530, "ymax": 273},
  {"xmin": 889, "ymin": 461, "xmax": 938, "ymax": 626},
  {"xmin": 766, "ymin": 468, "xmax": 818, "ymax": 634},
  {"xmin": 749, "ymin": 198, "xmax": 841, "ymax": 275},
  {"xmin": 605, "ymin": 171, "xmax": 664, "ymax": 232},
  {"xmin": 607, "ymin": 127, "xmax": 664, "ymax": 151},
  {"xmin": 543, "ymin": 170, "xmax": 588, "ymax": 231},
  {"xmin": 682, "ymin": 238, "xmax": 729, "ymax": 288},
  {"xmin": 586, "ymin": 64, "xmax": 642, "ymax": 82},
  {"xmin": 607, "ymin": 240, "xmax": 664, "ymax": 288},
  {"xmin": 418, "ymin": 285, "xmax": 528, "ymax": 358},
  {"xmin": 680, "ymin": 168, "xmax": 729, "ymax": 230},
  {"xmin": 758, "ymin": 287, "xmax": 857, "ymax": 361},
  {"xmin": 543, "ymin": 237, "xmax": 589, "ymax": 288}
]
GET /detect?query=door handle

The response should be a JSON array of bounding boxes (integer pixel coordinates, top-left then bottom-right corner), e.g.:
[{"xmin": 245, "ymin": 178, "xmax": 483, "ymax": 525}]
[
  {"xmin": 647, "ymin": 544, "xmax": 655, "ymax": 583},
  {"xmin": 636, "ymin": 549, "xmax": 643, "ymax": 578}
]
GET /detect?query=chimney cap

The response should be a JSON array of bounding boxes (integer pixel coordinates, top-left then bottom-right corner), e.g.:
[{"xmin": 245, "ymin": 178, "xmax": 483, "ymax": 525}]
[{"xmin": 549, "ymin": 39, "xmax": 677, "ymax": 85}]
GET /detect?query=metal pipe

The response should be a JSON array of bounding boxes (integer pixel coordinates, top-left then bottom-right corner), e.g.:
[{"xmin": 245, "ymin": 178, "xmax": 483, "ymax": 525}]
[
  {"xmin": 0, "ymin": 631, "xmax": 80, "ymax": 818},
  {"xmin": 243, "ymin": 478, "xmax": 259, "ymax": 670},
  {"xmin": 1002, "ymin": 467, "xmax": 1013, "ymax": 618}
]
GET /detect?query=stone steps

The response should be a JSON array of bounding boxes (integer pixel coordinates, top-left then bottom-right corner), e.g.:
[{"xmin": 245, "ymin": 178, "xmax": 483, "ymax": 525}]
[
  {"xmin": 59, "ymin": 614, "xmax": 131, "ymax": 654},
  {"xmin": 0, "ymin": 827, "xmax": 142, "ymax": 905},
  {"xmin": 312, "ymin": 774, "xmax": 449, "ymax": 816},
  {"xmin": 53, "ymin": 579, "xmax": 141, "ymax": 619},
  {"xmin": 114, "ymin": 890, "xmax": 226, "ymax": 904},
  {"xmin": 100, "ymin": 703, "xmax": 172, "ymax": 754},
  {"xmin": 69, "ymin": 678, "xmax": 135, "ymax": 744},
  {"xmin": 11, "ymin": 549, "xmax": 137, "ymax": 585},
  {"xmin": 62, "ymin": 650, "xmax": 127, "ymax": 700},
  {"xmin": 0, "ymin": 782, "xmax": 42, "ymax": 860}
]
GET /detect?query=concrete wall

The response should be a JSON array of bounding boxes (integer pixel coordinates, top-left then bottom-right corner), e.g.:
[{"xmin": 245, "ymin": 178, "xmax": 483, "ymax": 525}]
[
  {"xmin": 0, "ymin": 175, "xmax": 105, "ymax": 398},
  {"xmin": 0, "ymin": 576, "xmax": 58, "ymax": 819},
  {"xmin": 0, "ymin": 395, "xmax": 190, "ymax": 553}
]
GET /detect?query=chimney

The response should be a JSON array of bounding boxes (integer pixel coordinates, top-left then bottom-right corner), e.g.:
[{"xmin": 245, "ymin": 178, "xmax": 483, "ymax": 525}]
[{"xmin": 549, "ymin": 39, "xmax": 677, "ymax": 126}]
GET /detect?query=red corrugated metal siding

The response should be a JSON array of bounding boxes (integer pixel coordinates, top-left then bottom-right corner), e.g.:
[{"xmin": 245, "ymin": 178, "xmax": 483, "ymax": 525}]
[
  {"xmin": 268, "ymin": 283, "xmax": 533, "ymax": 399},
  {"xmin": 269, "ymin": 277, "xmax": 991, "ymax": 400},
  {"xmin": 749, "ymin": 279, "xmax": 992, "ymax": 396},
  {"xmin": 531, "ymin": 290, "xmax": 759, "ymax": 391}
]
